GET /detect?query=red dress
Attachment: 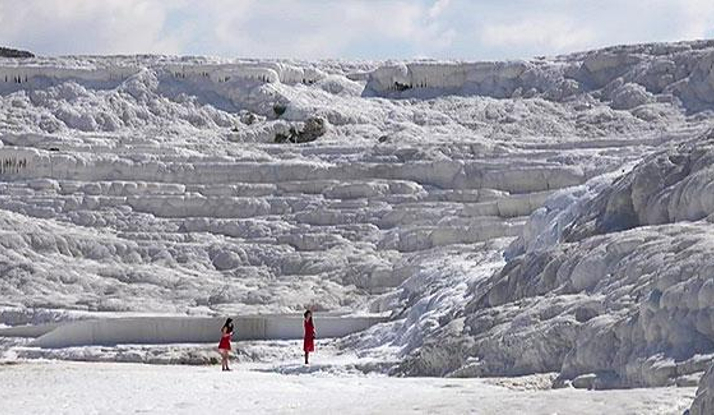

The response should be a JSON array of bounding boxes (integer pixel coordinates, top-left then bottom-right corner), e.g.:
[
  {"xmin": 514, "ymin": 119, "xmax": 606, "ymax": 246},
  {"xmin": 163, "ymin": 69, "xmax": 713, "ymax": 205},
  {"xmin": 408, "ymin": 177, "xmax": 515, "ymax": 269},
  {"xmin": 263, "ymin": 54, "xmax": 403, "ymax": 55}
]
[
  {"xmin": 303, "ymin": 319, "xmax": 315, "ymax": 352},
  {"xmin": 218, "ymin": 332, "xmax": 231, "ymax": 351}
]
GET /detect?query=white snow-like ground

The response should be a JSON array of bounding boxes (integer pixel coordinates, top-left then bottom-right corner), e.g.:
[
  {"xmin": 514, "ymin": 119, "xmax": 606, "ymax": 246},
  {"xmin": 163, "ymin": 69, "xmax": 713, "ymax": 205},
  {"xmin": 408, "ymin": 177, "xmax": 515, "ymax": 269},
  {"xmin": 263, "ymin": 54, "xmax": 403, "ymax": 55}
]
[
  {"xmin": 0, "ymin": 361, "xmax": 695, "ymax": 415},
  {"xmin": 4, "ymin": 39, "xmax": 714, "ymax": 413}
]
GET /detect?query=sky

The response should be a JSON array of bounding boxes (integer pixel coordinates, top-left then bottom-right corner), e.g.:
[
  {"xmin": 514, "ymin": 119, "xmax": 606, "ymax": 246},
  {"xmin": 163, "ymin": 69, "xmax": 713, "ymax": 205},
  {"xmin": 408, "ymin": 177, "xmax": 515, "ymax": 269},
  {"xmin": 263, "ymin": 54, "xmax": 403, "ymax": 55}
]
[{"xmin": 1, "ymin": 0, "xmax": 714, "ymax": 60}]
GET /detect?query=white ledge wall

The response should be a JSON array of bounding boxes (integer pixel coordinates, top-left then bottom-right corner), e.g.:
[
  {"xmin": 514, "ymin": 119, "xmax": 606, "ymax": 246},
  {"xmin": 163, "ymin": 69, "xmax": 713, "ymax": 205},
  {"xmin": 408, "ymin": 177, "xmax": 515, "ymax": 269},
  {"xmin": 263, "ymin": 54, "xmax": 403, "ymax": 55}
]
[
  {"xmin": 0, "ymin": 315, "xmax": 386, "ymax": 348},
  {"xmin": 0, "ymin": 62, "xmax": 326, "ymax": 86}
]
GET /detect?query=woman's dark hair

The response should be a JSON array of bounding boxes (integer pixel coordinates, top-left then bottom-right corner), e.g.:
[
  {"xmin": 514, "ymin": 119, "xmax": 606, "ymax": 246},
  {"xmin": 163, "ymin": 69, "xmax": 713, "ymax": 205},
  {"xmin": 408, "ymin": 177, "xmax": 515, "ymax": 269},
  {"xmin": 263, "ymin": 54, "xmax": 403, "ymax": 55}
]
[
  {"xmin": 304, "ymin": 310, "xmax": 312, "ymax": 321},
  {"xmin": 223, "ymin": 318, "xmax": 234, "ymax": 333}
]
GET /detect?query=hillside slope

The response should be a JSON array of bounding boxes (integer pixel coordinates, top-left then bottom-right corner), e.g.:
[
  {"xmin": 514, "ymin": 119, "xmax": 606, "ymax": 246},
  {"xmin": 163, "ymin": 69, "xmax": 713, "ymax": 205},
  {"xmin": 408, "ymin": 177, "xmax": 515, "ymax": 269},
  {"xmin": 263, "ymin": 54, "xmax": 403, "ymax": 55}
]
[{"xmin": 2, "ymin": 41, "xmax": 714, "ymax": 406}]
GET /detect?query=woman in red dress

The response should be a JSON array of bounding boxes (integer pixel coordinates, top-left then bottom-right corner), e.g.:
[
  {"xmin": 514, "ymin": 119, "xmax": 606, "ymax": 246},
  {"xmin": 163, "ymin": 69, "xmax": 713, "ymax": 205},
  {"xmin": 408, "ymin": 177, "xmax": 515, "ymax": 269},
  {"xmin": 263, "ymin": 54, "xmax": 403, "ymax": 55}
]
[
  {"xmin": 303, "ymin": 310, "xmax": 316, "ymax": 365},
  {"xmin": 218, "ymin": 318, "xmax": 234, "ymax": 371}
]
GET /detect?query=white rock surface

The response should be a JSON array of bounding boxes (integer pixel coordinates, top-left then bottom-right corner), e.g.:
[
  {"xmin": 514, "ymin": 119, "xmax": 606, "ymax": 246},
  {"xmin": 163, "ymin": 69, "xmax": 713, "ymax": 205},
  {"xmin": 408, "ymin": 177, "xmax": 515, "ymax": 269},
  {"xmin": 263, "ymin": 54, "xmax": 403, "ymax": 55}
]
[
  {"xmin": 3, "ymin": 40, "xmax": 714, "ymax": 411},
  {"xmin": 0, "ymin": 361, "xmax": 696, "ymax": 415}
]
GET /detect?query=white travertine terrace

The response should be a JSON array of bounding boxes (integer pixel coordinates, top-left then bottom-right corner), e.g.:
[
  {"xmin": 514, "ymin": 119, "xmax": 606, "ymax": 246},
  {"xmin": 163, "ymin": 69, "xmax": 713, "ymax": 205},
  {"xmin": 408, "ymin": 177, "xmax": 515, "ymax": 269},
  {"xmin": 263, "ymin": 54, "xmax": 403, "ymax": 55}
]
[{"xmin": 3, "ymin": 40, "xmax": 714, "ymax": 412}]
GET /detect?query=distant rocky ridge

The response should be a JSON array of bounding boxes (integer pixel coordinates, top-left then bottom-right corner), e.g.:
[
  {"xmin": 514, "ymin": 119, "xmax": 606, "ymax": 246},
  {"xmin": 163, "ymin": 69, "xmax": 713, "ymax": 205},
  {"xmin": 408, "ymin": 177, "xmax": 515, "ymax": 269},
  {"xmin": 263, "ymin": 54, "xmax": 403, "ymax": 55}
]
[{"xmin": 0, "ymin": 46, "xmax": 34, "ymax": 59}]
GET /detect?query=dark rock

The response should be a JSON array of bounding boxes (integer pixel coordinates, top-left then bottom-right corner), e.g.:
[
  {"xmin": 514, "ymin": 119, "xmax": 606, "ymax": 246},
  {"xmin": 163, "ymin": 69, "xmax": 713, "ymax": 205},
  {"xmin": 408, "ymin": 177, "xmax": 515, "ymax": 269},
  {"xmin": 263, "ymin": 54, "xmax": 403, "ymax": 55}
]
[
  {"xmin": 574, "ymin": 306, "xmax": 599, "ymax": 323},
  {"xmin": 299, "ymin": 117, "xmax": 326, "ymax": 142},
  {"xmin": 272, "ymin": 103, "xmax": 287, "ymax": 118},
  {"xmin": 274, "ymin": 117, "xmax": 327, "ymax": 144},
  {"xmin": 0, "ymin": 46, "xmax": 34, "ymax": 58},
  {"xmin": 240, "ymin": 113, "xmax": 257, "ymax": 126},
  {"xmin": 274, "ymin": 131, "xmax": 290, "ymax": 144},
  {"xmin": 394, "ymin": 82, "xmax": 411, "ymax": 91}
]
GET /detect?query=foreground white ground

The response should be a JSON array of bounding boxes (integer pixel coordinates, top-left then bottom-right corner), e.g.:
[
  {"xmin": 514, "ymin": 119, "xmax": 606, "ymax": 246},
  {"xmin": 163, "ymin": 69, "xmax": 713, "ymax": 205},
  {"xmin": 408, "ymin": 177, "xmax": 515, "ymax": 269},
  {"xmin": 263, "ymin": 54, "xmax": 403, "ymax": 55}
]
[{"xmin": 0, "ymin": 361, "xmax": 695, "ymax": 415}]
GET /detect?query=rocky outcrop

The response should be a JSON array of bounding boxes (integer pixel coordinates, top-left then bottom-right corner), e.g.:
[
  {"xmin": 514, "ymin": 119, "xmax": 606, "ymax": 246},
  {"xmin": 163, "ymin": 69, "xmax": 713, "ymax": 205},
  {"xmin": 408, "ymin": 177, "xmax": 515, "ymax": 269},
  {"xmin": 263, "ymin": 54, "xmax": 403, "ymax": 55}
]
[
  {"xmin": 563, "ymin": 130, "xmax": 714, "ymax": 242},
  {"xmin": 0, "ymin": 46, "xmax": 34, "ymax": 59},
  {"xmin": 396, "ymin": 129, "xmax": 714, "ymax": 390}
]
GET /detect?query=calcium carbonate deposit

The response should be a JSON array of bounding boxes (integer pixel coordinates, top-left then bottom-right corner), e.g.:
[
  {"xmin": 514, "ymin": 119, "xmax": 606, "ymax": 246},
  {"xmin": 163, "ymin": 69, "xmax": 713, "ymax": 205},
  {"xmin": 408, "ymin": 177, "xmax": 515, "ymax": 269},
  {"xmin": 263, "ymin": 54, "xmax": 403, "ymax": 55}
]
[{"xmin": 3, "ymin": 39, "xmax": 714, "ymax": 413}]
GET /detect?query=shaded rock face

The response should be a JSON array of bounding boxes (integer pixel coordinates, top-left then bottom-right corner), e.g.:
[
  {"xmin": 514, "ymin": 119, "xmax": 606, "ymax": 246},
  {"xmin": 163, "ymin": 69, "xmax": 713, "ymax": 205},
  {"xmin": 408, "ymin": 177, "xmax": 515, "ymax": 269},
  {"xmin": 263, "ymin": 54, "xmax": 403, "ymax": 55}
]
[
  {"xmin": 0, "ymin": 46, "xmax": 34, "ymax": 58},
  {"xmin": 563, "ymin": 130, "xmax": 714, "ymax": 242},
  {"xmin": 398, "ymin": 130, "xmax": 714, "ymax": 390},
  {"xmin": 691, "ymin": 364, "xmax": 714, "ymax": 415}
]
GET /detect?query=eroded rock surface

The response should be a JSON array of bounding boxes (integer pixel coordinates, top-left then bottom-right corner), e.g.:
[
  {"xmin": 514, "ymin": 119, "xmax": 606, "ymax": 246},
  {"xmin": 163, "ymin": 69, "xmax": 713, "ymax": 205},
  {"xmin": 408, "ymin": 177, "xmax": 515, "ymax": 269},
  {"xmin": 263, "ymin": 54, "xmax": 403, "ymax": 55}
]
[{"xmin": 392, "ymin": 130, "xmax": 714, "ymax": 393}]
